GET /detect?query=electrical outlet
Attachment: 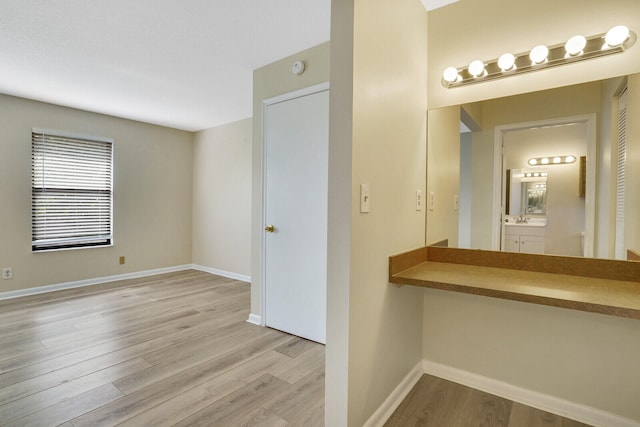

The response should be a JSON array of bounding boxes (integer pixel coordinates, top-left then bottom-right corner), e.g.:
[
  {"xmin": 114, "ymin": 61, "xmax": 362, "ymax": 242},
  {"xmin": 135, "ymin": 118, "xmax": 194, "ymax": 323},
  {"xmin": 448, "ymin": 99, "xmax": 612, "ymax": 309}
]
[
  {"xmin": 2, "ymin": 268, "xmax": 13, "ymax": 280},
  {"xmin": 119, "ymin": 256, "xmax": 125, "ymax": 265}
]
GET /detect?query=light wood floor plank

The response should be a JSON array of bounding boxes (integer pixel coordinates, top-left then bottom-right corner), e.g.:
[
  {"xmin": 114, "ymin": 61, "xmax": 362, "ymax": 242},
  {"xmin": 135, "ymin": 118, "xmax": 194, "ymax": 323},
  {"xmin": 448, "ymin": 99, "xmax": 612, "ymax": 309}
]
[
  {"xmin": 263, "ymin": 366, "xmax": 325, "ymax": 423},
  {"xmin": 269, "ymin": 344, "xmax": 325, "ymax": 384},
  {"xmin": 386, "ymin": 374, "xmax": 593, "ymax": 427},
  {"xmin": 274, "ymin": 336, "xmax": 320, "ymax": 358},
  {"xmin": 171, "ymin": 374, "xmax": 290, "ymax": 427},
  {"xmin": 116, "ymin": 350, "xmax": 292, "ymax": 427},
  {"xmin": 113, "ymin": 326, "xmax": 278, "ymax": 395},
  {"xmin": 4, "ymin": 383, "xmax": 123, "ymax": 427},
  {"xmin": 71, "ymin": 330, "xmax": 292, "ymax": 425},
  {"xmin": 0, "ymin": 357, "xmax": 148, "ymax": 422},
  {"xmin": 508, "ymin": 402, "xmax": 592, "ymax": 426},
  {"xmin": 0, "ymin": 310, "xmax": 217, "ymax": 384}
]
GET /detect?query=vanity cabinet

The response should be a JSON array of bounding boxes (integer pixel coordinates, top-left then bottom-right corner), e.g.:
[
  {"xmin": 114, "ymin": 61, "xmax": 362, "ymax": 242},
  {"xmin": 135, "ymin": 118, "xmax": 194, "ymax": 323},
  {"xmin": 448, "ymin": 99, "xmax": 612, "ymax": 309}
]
[{"xmin": 504, "ymin": 225, "xmax": 545, "ymax": 254}]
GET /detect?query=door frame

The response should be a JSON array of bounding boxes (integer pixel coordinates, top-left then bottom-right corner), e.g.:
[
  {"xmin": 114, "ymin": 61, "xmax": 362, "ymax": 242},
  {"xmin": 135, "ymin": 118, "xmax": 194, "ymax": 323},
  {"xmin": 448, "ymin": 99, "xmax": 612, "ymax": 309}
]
[
  {"xmin": 493, "ymin": 114, "xmax": 597, "ymax": 256},
  {"xmin": 259, "ymin": 82, "xmax": 330, "ymax": 327}
]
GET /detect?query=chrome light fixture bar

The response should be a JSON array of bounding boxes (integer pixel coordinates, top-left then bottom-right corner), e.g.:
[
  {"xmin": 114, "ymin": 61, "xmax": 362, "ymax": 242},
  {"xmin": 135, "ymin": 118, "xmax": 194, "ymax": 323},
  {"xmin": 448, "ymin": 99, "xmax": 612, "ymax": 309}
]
[
  {"xmin": 442, "ymin": 25, "xmax": 636, "ymax": 88},
  {"xmin": 528, "ymin": 155, "xmax": 576, "ymax": 166}
]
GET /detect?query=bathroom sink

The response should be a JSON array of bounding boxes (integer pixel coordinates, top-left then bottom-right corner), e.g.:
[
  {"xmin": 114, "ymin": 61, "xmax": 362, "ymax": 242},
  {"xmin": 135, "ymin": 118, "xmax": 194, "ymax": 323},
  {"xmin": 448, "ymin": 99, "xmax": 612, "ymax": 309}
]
[{"xmin": 504, "ymin": 217, "xmax": 546, "ymax": 227}]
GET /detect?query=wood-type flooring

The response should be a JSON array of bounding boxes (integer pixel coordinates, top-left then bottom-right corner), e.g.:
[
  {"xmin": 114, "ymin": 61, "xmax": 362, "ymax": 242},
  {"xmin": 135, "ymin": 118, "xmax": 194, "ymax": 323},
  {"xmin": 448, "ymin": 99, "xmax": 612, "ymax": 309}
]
[
  {"xmin": 1, "ymin": 269, "xmax": 597, "ymax": 426},
  {"xmin": 385, "ymin": 374, "xmax": 593, "ymax": 427},
  {"xmin": 0, "ymin": 270, "xmax": 324, "ymax": 426}
]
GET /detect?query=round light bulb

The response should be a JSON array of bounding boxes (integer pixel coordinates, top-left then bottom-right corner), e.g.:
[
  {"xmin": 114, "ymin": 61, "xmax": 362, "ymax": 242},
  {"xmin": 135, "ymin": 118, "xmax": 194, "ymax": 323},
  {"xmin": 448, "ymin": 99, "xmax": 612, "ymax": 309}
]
[
  {"xmin": 443, "ymin": 66, "xmax": 459, "ymax": 83},
  {"xmin": 529, "ymin": 158, "xmax": 537, "ymax": 166},
  {"xmin": 468, "ymin": 60, "xmax": 485, "ymax": 77},
  {"xmin": 565, "ymin": 155, "xmax": 576, "ymax": 163},
  {"xmin": 541, "ymin": 157, "xmax": 549, "ymax": 165},
  {"xmin": 530, "ymin": 45, "xmax": 549, "ymax": 64},
  {"xmin": 605, "ymin": 25, "xmax": 630, "ymax": 47},
  {"xmin": 497, "ymin": 53, "xmax": 516, "ymax": 71},
  {"xmin": 534, "ymin": 172, "xmax": 540, "ymax": 177},
  {"xmin": 526, "ymin": 173, "xmax": 532, "ymax": 177},
  {"xmin": 565, "ymin": 35, "xmax": 587, "ymax": 56},
  {"xmin": 553, "ymin": 156, "xmax": 562, "ymax": 164}
]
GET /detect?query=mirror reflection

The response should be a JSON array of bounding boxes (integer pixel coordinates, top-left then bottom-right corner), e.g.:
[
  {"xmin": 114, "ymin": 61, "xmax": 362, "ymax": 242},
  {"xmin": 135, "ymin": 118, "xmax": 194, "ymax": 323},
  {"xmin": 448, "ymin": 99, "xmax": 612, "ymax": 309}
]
[
  {"xmin": 427, "ymin": 74, "xmax": 640, "ymax": 261},
  {"xmin": 506, "ymin": 168, "xmax": 548, "ymax": 218}
]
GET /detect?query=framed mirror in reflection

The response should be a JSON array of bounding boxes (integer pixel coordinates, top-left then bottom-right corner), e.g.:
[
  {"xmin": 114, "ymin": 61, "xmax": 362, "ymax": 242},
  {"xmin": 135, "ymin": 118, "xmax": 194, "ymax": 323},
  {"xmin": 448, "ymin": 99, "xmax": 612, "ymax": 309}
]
[
  {"xmin": 426, "ymin": 73, "xmax": 640, "ymax": 261},
  {"xmin": 505, "ymin": 168, "xmax": 548, "ymax": 217}
]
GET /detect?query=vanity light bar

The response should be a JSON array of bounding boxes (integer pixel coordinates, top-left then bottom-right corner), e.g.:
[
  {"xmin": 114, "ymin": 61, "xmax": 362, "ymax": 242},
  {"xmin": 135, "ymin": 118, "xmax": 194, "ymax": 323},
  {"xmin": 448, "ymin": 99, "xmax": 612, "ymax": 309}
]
[
  {"xmin": 528, "ymin": 156, "xmax": 576, "ymax": 166},
  {"xmin": 441, "ymin": 25, "xmax": 636, "ymax": 88}
]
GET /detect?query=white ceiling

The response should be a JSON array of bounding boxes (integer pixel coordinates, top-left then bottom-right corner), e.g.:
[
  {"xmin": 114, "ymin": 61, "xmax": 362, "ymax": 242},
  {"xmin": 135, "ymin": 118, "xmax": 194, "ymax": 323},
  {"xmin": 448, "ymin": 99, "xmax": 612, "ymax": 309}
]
[
  {"xmin": 421, "ymin": 0, "xmax": 458, "ymax": 12},
  {"xmin": 0, "ymin": 1, "xmax": 455, "ymax": 132},
  {"xmin": 0, "ymin": 1, "xmax": 331, "ymax": 131}
]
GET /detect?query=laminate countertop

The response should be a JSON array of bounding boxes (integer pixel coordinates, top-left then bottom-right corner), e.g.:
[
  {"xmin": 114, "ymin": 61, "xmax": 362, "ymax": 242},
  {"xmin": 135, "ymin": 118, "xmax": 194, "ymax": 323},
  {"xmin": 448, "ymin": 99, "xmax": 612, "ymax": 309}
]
[{"xmin": 389, "ymin": 247, "xmax": 640, "ymax": 320}]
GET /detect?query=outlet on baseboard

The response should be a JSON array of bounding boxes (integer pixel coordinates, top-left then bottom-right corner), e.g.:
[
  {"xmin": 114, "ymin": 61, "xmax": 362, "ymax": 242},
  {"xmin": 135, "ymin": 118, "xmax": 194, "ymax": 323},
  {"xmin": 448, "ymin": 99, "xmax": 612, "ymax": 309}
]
[
  {"xmin": 119, "ymin": 256, "xmax": 125, "ymax": 265},
  {"xmin": 2, "ymin": 267, "xmax": 13, "ymax": 280}
]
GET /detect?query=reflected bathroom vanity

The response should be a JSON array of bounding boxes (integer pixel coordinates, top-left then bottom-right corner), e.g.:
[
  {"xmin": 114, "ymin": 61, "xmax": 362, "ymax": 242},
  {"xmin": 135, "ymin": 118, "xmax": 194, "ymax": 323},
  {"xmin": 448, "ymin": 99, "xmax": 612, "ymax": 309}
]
[
  {"xmin": 503, "ymin": 169, "xmax": 547, "ymax": 254},
  {"xmin": 504, "ymin": 222, "xmax": 546, "ymax": 254}
]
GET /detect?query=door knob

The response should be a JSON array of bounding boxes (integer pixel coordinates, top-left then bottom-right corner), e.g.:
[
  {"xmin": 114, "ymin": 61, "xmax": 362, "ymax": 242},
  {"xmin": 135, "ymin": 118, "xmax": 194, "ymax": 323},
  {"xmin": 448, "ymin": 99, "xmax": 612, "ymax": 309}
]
[{"xmin": 265, "ymin": 225, "xmax": 275, "ymax": 233}]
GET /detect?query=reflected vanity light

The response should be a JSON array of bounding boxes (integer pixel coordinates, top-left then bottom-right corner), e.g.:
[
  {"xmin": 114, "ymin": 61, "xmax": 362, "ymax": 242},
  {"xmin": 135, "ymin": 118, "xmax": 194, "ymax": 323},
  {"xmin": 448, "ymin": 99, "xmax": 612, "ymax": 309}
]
[
  {"xmin": 441, "ymin": 25, "xmax": 636, "ymax": 88},
  {"xmin": 517, "ymin": 172, "xmax": 548, "ymax": 178},
  {"xmin": 528, "ymin": 155, "xmax": 576, "ymax": 166}
]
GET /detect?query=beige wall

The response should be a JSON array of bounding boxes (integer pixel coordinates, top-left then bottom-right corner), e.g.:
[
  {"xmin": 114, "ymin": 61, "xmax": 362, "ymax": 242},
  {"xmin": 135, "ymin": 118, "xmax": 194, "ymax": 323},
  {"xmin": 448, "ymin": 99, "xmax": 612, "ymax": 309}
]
[
  {"xmin": 423, "ymin": 0, "xmax": 640, "ymax": 421},
  {"xmin": 0, "ymin": 94, "xmax": 193, "ymax": 293},
  {"xmin": 250, "ymin": 42, "xmax": 330, "ymax": 319},
  {"xmin": 327, "ymin": 0, "xmax": 428, "ymax": 425},
  {"xmin": 423, "ymin": 288, "xmax": 640, "ymax": 420},
  {"xmin": 427, "ymin": 106, "xmax": 460, "ymax": 246},
  {"xmin": 193, "ymin": 118, "xmax": 252, "ymax": 277},
  {"xmin": 469, "ymin": 128, "xmax": 494, "ymax": 249}
]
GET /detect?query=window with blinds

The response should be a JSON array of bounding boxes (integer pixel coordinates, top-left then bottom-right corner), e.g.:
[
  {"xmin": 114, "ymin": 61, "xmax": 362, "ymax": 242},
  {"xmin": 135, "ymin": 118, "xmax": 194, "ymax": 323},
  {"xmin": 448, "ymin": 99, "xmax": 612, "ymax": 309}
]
[
  {"xmin": 31, "ymin": 128, "xmax": 113, "ymax": 251},
  {"xmin": 614, "ymin": 88, "xmax": 627, "ymax": 260}
]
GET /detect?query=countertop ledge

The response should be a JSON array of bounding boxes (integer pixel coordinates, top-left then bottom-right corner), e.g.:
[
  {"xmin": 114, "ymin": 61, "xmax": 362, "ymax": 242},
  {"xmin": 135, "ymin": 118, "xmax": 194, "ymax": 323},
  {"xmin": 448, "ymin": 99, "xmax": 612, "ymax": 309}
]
[{"xmin": 389, "ymin": 247, "xmax": 640, "ymax": 320}]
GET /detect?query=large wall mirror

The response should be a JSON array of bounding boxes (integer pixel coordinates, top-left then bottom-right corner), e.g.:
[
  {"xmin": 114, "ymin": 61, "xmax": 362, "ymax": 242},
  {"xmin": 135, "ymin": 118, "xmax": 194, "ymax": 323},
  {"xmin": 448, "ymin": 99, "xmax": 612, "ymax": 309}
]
[{"xmin": 426, "ymin": 73, "xmax": 640, "ymax": 262}]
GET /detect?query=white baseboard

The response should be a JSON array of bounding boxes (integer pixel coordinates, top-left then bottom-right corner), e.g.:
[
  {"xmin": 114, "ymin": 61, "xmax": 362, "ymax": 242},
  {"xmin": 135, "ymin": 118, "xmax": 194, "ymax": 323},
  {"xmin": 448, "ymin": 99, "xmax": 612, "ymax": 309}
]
[
  {"xmin": 422, "ymin": 359, "xmax": 639, "ymax": 427},
  {"xmin": 191, "ymin": 264, "xmax": 251, "ymax": 283},
  {"xmin": 246, "ymin": 313, "xmax": 262, "ymax": 326},
  {"xmin": 0, "ymin": 265, "xmax": 192, "ymax": 301},
  {"xmin": 363, "ymin": 361, "xmax": 424, "ymax": 427}
]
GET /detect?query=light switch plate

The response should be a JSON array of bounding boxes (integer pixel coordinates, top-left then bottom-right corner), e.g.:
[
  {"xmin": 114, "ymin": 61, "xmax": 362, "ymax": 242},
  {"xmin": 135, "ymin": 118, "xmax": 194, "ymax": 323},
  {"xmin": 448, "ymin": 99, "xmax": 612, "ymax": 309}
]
[
  {"xmin": 416, "ymin": 190, "xmax": 423, "ymax": 211},
  {"xmin": 429, "ymin": 192, "xmax": 435, "ymax": 211},
  {"xmin": 360, "ymin": 183, "xmax": 370, "ymax": 213},
  {"xmin": 454, "ymin": 194, "xmax": 459, "ymax": 211}
]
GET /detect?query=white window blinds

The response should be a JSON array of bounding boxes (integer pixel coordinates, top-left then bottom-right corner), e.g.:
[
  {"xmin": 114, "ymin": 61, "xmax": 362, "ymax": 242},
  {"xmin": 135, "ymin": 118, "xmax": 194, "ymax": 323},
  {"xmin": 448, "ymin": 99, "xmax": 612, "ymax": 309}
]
[
  {"xmin": 31, "ymin": 128, "xmax": 113, "ymax": 251},
  {"xmin": 614, "ymin": 88, "xmax": 627, "ymax": 259}
]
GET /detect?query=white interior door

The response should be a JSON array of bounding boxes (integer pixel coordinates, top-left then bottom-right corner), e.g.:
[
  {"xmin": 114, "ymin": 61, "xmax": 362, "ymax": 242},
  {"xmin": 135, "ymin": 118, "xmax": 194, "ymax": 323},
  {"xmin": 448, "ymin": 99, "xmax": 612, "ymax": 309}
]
[{"xmin": 263, "ymin": 87, "xmax": 328, "ymax": 344}]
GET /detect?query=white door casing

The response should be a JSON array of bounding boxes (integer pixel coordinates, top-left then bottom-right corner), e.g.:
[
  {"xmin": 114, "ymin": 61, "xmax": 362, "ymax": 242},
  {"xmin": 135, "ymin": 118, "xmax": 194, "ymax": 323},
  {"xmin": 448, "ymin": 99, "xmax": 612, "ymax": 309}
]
[{"xmin": 494, "ymin": 114, "xmax": 596, "ymax": 257}]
